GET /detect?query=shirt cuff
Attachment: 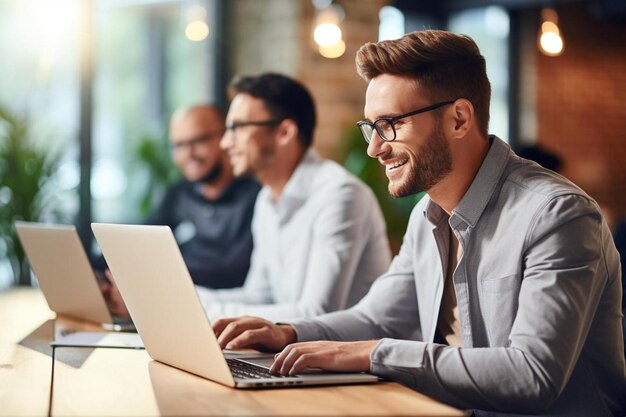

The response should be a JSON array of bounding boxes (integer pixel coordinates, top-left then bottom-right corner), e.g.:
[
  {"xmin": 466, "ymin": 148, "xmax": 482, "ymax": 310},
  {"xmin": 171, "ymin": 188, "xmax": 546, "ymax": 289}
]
[
  {"xmin": 282, "ymin": 319, "xmax": 328, "ymax": 342},
  {"xmin": 370, "ymin": 338, "xmax": 428, "ymax": 390}
]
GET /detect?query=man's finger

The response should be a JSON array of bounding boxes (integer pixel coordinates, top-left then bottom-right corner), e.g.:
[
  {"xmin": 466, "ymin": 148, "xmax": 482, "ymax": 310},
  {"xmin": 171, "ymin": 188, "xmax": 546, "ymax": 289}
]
[
  {"xmin": 270, "ymin": 344, "xmax": 293, "ymax": 374},
  {"xmin": 279, "ymin": 345, "xmax": 308, "ymax": 375},
  {"xmin": 225, "ymin": 327, "xmax": 269, "ymax": 350},
  {"xmin": 212, "ymin": 317, "xmax": 236, "ymax": 337},
  {"xmin": 289, "ymin": 352, "xmax": 321, "ymax": 375},
  {"xmin": 216, "ymin": 319, "xmax": 260, "ymax": 349}
]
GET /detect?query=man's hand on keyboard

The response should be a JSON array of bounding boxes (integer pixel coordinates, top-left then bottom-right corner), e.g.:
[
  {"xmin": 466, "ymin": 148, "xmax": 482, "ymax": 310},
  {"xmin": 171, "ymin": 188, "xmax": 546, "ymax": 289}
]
[
  {"xmin": 270, "ymin": 340, "xmax": 378, "ymax": 376},
  {"xmin": 212, "ymin": 316, "xmax": 296, "ymax": 352}
]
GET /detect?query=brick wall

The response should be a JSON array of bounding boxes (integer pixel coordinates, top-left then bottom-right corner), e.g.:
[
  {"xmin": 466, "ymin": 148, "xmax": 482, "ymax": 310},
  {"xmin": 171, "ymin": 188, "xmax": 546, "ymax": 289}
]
[
  {"xmin": 227, "ymin": 0, "xmax": 300, "ymax": 77},
  {"xmin": 296, "ymin": 0, "xmax": 387, "ymax": 158},
  {"xmin": 524, "ymin": 3, "xmax": 626, "ymax": 224},
  {"xmin": 226, "ymin": 0, "xmax": 386, "ymax": 160}
]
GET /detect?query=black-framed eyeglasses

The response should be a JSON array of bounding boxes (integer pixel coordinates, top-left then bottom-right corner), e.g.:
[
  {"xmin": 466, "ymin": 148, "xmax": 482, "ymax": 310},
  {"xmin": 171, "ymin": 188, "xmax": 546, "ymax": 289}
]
[
  {"xmin": 170, "ymin": 130, "xmax": 224, "ymax": 152},
  {"xmin": 356, "ymin": 100, "xmax": 456, "ymax": 144},
  {"xmin": 225, "ymin": 119, "xmax": 284, "ymax": 133}
]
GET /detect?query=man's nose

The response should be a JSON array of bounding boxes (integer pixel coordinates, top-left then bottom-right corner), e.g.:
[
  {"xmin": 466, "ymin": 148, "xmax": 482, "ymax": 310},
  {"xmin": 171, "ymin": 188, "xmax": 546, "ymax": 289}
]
[
  {"xmin": 220, "ymin": 130, "xmax": 233, "ymax": 150},
  {"xmin": 366, "ymin": 130, "xmax": 387, "ymax": 159}
]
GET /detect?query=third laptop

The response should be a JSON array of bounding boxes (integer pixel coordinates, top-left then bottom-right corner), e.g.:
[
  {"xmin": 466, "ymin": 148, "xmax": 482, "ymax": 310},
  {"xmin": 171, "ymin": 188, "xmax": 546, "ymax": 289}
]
[{"xmin": 15, "ymin": 221, "xmax": 135, "ymax": 332}]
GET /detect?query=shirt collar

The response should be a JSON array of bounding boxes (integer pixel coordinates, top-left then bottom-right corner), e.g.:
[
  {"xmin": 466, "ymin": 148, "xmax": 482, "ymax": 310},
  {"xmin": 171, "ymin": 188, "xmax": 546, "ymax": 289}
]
[
  {"xmin": 263, "ymin": 148, "xmax": 320, "ymax": 221},
  {"xmin": 424, "ymin": 135, "xmax": 511, "ymax": 229},
  {"xmin": 451, "ymin": 135, "xmax": 510, "ymax": 229},
  {"xmin": 282, "ymin": 149, "xmax": 320, "ymax": 200}
]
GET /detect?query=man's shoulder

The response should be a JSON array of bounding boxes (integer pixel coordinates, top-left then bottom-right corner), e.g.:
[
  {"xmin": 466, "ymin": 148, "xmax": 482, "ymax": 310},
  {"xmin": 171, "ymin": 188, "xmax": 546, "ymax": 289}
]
[
  {"xmin": 503, "ymin": 158, "xmax": 591, "ymax": 204},
  {"xmin": 495, "ymin": 160, "xmax": 601, "ymax": 232},
  {"xmin": 311, "ymin": 158, "xmax": 370, "ymax": 192}
]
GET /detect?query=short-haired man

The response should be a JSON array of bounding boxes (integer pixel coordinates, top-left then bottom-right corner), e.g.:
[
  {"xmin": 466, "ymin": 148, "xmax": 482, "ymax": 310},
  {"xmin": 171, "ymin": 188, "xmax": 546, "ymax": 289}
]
[
  {"xmin": 100, "ymin": 105, "xmax": 260, "ymax": 316},
  {"xmin": 211, "ymin": 32, "xmax": 626, "ymax": 416},
  {"xmin": 194, "ymin": 73, "xmax": 391, "ymax": 321}
]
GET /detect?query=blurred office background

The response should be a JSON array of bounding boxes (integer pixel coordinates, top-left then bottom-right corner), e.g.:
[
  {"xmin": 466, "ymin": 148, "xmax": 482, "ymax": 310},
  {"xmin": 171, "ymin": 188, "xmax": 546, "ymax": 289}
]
[{"xmin": 1, "ymin": 0, "xmax": 625, "ymax": 288}]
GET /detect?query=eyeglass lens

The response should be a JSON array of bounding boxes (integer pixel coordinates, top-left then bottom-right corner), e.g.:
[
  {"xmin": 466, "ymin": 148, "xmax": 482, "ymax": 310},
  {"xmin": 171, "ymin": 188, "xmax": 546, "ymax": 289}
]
[{"xmin": 374, "ymin": 119, "xmax": 394, "ymax": 141}]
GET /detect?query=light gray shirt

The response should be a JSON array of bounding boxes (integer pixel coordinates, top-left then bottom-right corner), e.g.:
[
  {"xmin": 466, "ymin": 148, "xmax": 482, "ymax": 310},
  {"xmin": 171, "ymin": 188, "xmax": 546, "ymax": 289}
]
[
  {"xmin": 292, "ymin": 137, "xmax": 626, "ymax": 416},
  {"xmin": 196, "ymin": 150, "xmax": 391, "ymax": 321}
]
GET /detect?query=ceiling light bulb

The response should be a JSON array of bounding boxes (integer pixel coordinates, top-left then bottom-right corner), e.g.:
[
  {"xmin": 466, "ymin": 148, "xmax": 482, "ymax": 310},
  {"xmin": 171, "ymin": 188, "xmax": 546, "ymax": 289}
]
[
  {"xmin": 538, "ymin": 8, "xmax": 564, "ymax": 57},
  {"xmin": 540, "ymin": 31, "xmax": 563, "ymax": 55},
  {"xmin": 313, "ymin": 23, "xmax": 342, "ymax": 47}
]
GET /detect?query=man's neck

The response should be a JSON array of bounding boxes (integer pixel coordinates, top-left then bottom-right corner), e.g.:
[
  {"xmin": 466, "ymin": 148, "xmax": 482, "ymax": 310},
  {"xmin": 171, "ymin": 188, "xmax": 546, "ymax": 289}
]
[
  {"xmin": 429, "ymin": 136, "xmax": 490, "ymax": 215},
  {"xmin": 197, "ymin": 169, "xmax": 234, "ymax": 201},
  {"xmin": 259, "ymin": 149, "xmax": 306, "ymax": 203}
]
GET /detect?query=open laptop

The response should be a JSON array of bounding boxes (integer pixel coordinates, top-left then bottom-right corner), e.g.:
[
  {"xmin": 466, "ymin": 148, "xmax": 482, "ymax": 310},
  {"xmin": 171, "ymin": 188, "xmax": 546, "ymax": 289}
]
[
  {"xmin": 91, "ymin": 222, "xmax": 379, "ymax": 389},
  {"xmin": 14, "ymin": 222, "xmax": 135, "ymax": 332}
]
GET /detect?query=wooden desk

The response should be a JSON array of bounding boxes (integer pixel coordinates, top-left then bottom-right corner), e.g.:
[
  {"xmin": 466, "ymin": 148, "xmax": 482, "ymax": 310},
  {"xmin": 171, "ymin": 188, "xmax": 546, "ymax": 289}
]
[
  {"xmin": 1, "ymin": 288, "xmax": 468, "ymax": 416},
  {"xmin": 0, "ymin": 287, "xmax": 55, "ymax": 417}
]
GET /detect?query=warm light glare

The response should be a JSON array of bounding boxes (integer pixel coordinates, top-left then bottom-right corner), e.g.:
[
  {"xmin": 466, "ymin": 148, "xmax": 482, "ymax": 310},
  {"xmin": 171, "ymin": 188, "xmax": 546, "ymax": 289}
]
[
  {"xmin": 538, "ymin": 8, "xmax": 564, "ymax": 57},
  {"xmin": 319, "ymin": 39, "xmax": 345, "ymax": 58},
  {"xmin": 185, "ymin": 21, "xmax": 209, "ymax": 41},
  {"xmin": 312, "ymin": 3, "xmax": 345, "ymax": 58},
  {"xmin": 540, "ymin": 31, "xmax": 564, "ymax": 56},
  {"xmin": 315, "ymin": 4, "xmax": 345, "ymax": 25},
  {"xmin": 313, "ymin": 22, "xmax": 342, "ymax": 47},
  {"xmin": 541, "ymin": 21, "xmax": 560, "ymax": 35}
]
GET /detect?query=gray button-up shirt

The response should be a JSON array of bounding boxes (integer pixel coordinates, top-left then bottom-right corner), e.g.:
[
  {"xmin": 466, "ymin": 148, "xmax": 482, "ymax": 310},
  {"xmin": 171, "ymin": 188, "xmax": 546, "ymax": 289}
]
[{"xmin": 292, "ymin": 137, "xmax": 626, "ymax": 416}]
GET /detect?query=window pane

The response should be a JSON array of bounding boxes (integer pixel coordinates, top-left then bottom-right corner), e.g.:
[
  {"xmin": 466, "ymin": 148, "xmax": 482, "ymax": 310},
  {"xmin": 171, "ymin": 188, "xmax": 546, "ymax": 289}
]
[
  {"xmin": 0, "ymin": 0, "xmax": 81, "ymax": 288},
  {"xmin": 93, "ymin": 1, "xmax": 214, "ymax": 224}
]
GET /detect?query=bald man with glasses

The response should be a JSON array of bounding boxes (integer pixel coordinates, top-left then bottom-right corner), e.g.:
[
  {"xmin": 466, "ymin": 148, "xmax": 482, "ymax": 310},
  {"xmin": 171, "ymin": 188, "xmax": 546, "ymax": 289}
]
[{"xmin": 99, "ymin": 105, "xmax": 261, "ymax": 317}]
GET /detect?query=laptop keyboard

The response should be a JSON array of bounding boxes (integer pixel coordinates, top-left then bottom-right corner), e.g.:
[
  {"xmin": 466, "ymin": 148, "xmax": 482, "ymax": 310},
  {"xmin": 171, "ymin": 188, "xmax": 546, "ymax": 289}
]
[{"xmin": 226, "ymin": 358, "xmax": 296, "ymax": 379}]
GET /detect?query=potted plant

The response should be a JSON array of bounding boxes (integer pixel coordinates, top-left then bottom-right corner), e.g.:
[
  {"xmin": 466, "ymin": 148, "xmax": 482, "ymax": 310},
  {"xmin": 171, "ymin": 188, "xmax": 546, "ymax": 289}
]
[
  {"xmin": 0, "ymin": 106, "xmax": 63, "ymax": 286},
  {"xmin": 133, "ymin": 133, "xmax": 181, "ymax": 218}
]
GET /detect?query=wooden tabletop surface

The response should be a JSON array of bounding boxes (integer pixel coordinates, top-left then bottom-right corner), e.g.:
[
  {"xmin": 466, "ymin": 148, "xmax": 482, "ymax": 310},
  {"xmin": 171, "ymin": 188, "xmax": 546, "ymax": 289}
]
[{"xmin": 0, "ymin": 287, "xmax": 468, "ymax": 417}]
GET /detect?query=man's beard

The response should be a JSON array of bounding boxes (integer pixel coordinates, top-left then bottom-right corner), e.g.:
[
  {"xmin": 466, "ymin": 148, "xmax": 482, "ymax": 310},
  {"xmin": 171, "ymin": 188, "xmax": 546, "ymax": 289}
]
[
  {"xmin": 389, "ymin": 120, "xmax": 452, "ymax": 198},
  {"xmin": 197, "ymin": 161, "xmax": 223, "ymax": 184}
]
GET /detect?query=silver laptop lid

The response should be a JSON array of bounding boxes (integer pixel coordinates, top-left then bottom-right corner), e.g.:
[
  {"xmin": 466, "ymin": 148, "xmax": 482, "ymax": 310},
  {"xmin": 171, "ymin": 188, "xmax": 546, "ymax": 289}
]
[
  {"xmin": 92, "ymin": 223, "xmax": 378, "ymax": 389},
  {"xmin": 14, "ymin": 221, "xmax": 113, "ymax": 325},
  {"xmin": 91, "ymin": 223, "xmax": 235, "ymax": 387}
]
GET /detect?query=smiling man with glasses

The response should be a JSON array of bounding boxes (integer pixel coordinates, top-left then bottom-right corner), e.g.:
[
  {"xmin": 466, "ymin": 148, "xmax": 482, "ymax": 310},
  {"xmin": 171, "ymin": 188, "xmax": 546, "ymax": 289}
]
[
  {"xmin": 192, "ymin": 73, "xmax": 391, "ymax": 322},
  {"xmin": 212, "ymin": 31, "xmax": 625, "ymax": 416}
]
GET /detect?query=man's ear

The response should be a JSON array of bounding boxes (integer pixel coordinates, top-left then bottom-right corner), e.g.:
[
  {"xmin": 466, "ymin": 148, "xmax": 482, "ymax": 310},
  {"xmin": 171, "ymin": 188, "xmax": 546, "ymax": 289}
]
[
  {"xmin": 448, "ymin": 99, "xmax": 474, "ymax": 139},
  {"xmin": 275, "ymin": 118, "xmax": 299, "ymax": 147}
]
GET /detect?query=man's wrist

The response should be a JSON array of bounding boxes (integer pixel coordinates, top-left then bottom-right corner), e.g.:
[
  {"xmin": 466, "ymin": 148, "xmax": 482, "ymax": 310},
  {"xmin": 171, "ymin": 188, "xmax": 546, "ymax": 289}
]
[{"xmin": 277, "ymin": 323, "xmax": 297, "ymax": 345}]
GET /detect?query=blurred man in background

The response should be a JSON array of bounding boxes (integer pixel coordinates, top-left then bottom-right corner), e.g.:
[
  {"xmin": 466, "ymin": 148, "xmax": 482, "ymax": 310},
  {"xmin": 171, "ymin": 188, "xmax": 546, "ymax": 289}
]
[
  {"xmin": 193, "ymin": 73, "xmax": 391, "ymax": 321},
  {"xmin": 100, "ymin": 105, "xmax": 260, "ymax": 316}
]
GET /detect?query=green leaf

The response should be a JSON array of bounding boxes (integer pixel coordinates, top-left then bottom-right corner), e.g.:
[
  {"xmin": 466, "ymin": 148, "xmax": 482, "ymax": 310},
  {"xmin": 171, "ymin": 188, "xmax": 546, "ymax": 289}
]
[{"xmin": 0, "ymin": 105, "xmax": 65, "ymax": 285}]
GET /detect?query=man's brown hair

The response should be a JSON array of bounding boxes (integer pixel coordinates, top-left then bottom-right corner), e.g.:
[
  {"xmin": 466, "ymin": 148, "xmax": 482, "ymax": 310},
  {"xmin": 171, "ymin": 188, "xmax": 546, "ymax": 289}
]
[{"xmin": 356, "ymin": 30, "xmax": 491, "ymax": 137}]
